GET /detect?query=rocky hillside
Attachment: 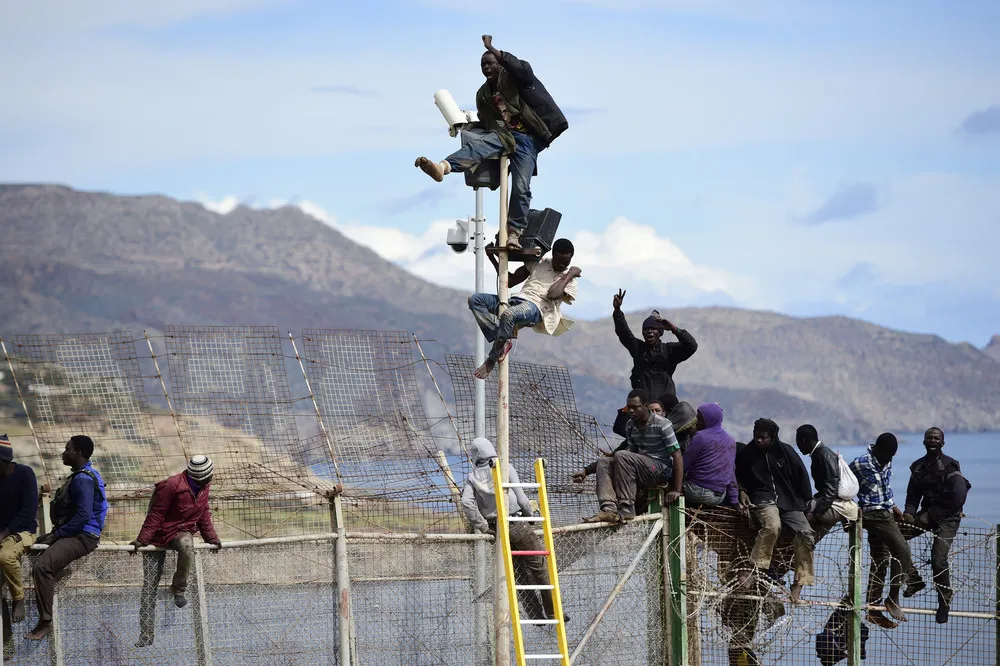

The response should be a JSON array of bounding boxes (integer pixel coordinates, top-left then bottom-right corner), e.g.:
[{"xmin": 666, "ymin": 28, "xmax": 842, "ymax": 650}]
[
  {"xmin": 986, "ymin": 335, "xmax": 1000, "ymax": 363},
  {"xmin": 2, "ymin": 184, "xmax": 999, "ymax": 444}
]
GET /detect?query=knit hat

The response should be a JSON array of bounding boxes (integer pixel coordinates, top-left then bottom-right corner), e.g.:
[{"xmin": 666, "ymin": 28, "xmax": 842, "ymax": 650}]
[
  {"xmin": 0, "ymin": 434, "xmax": 12, "ymax": 462},
  {"xmin": 642, "ymin": 315, "xmax": 665, "ymax": 331},
  {"xmin": 187, "ymin": 455, "xmax": 214, "ymax": 482}
]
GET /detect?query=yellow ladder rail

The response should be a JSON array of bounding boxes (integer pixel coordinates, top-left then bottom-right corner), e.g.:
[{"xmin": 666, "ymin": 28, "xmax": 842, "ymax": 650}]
[{"xmin": 490, "ymin": 457, "xmax": 570, "ymax": 666}]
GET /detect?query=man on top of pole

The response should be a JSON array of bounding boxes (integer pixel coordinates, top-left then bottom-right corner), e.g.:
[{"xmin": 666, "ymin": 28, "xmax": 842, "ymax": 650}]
[{"xmin": 414, "ymin": 35, "xmax": 568, "ymax": 250}]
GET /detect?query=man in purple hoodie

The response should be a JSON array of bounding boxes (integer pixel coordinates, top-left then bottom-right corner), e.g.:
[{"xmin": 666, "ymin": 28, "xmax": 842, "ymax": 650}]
[{"xmin": 683, "ymin": 403, "xmax": 739, "ymax": 508}]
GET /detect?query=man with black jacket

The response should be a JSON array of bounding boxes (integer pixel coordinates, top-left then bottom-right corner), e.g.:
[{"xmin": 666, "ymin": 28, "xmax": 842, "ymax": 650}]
[
  {"xmin": 735, "ymin": 419, "xmax": 815, "ymax": 603},
  {"xmin": 795, "ymin": 424, "xmax": 859, "ymax": 544},
  {"xmin": 415, "ymin": 35, "xmax": 567, "ymax": 250},
  {"xmin": 902, "ymin": 427, "xmax": 970, "ymax": 624},
  {"xmin": 611, "ymin": 290, "xmax": 698, "ymax": 401}
]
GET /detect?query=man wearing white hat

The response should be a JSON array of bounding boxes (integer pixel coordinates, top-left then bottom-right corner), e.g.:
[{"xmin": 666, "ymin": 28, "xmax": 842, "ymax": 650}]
[{"xmin": 131, "ymin": 455, "xmax": 221, "ymax": 647}]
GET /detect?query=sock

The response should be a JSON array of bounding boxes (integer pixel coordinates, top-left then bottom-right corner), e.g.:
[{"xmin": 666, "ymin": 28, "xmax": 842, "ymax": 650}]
[{"xmin": 440, "ymin": 161, "xmax": 451, "ymax": 175}]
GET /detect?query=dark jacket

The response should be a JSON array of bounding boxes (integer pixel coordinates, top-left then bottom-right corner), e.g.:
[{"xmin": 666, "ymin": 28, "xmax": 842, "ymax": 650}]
[
  {"xmin": 735, "ymin": 439, "xmax": 812, "ymax": 512},
  {"xmin": 498, "ymin": 51, "xmax": 568, "ymax": 148},
  {"xmin": 808, "ymin": 443, "xmax": 840, "ymax": 516},
  {"xmin": 904, "ymin": 453, "xmax": 970, "ymax": 524},
  {"xmin": 613, "ymin": 310, "xmax": 698, "ymax": 399},
  {"xmin": 137, "ymin": 472, "xmax": 219, "ymax": 547},
  {"xmin": 0, "ymin": 462, "xmax": 38, "ymax": 535}
]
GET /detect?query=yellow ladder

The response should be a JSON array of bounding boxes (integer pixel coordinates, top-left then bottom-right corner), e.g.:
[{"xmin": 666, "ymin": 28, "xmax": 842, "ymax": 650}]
[{"xmin": 490, "ymin": 457, "xmax": 570, "ymax": 666}]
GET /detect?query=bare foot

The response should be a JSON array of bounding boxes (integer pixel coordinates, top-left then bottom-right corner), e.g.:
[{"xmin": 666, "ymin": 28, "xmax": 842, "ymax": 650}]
[
  {"xmin": 25, "ymin": 620, "xmax": 53, "ymax": 640},
  {"xmin": 414, "ymin": 157, "xmax": 444, "ymax": 182},
  {"xmin": 866, "ymin": 610, "xmax": 899, "ymax": 629},
  {"xmin": 12, "ymin": 599, "xmax": 26, "ymax": 623},
  {"xmin": 884, "ymin": 597, "xmax": 907, "ymax": 622},
  {"xmin": 473, "ymin": 359, "xmax": 496, "ymax": 379},
  {"xmin": 789, "ymin": 583, "xmax": 804, "ymax": 605}
]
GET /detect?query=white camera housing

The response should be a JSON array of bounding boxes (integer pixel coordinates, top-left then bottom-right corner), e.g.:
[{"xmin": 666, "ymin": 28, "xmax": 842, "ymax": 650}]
[
  {"xmin": 435, "ymin": 89, "xmax": 479, "ymax": 137},
  {"xmin": 446, "ymin": 219, "xmax": 471, "ymax": 253}
]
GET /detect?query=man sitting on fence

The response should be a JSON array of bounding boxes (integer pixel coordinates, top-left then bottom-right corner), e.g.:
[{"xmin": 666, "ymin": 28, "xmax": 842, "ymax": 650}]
[
  {"xmin": 734, "ymin": 419, "xmax": 815, "ymax": 603},
  {"xmin": 849, "ymin": 433, "xmax": 926, "ymax": 629},
  {"xmin": 462, "ymin": 438, "xmax": 563, "ymax": 622},
  {"xmin": 794, "ymin": 425, "xmax": 859, "ymax": 544},
  {"xmin": 469, "ymin": 238, "xmax": 580, "ymax": 379},
  {"xmin": 131, "ymin": 455, "xmax": 222, "ymax": 648},
  {"xmin": 577, "ymin": 389, "xmax": 684, "ymax": 524},
  {"xmin": 1, "ymin": 434, "xmax": 38, "ymax": 628},
  {"xmin": 682, "ymin": 403, "xmax": 738, "ymax": 509},
  {"xmin": 26, "ymin": 435, "xmax": 107, "ymax": 641},
  {"xmin": 901, "ymin": 427, "xmax": 970, "ymax": 624}
]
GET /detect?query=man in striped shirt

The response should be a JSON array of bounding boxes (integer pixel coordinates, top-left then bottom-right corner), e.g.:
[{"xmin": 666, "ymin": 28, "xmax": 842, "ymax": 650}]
[
  {"xmin": 579, "ymin": 389, "xmax": 683, "ymax": 523},
  {"xmin": 849, "ymin": 433, "xmax": 925, "ymax": 628}
]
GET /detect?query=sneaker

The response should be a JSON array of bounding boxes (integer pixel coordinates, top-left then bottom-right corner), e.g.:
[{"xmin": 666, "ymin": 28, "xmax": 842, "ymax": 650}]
[
  {"xmin": 583, "ymin": 510, "xmax": 620, "ymax": 524},
  {"xmin": 173, "ymin": 593, "xmax": 188, "ymax": 608}
]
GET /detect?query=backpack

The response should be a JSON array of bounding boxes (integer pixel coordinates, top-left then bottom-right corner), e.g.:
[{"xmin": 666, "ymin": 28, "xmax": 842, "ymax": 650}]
[
  {"xmin": 835, "ymin": 451, "xmax": 860, "ymax": 500},
  {"xmin": 50, "ymin": 468, "xmax": 105, "ymax": 529}
]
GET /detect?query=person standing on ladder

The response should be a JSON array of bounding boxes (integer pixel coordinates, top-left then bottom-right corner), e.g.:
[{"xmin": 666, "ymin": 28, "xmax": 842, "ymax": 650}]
[
  {"xmin": 414, "ymin": 34, "xmax": 568, "ymax": 250},
  {"xmin": 462, "ymin": 438, "xmax": 565, "ymax": 622}
]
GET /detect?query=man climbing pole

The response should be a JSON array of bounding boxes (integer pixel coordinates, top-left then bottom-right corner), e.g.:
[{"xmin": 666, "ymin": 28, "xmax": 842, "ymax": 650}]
[
  {"xmin": 414, "ymin": 35, "xmax": 568, "ymax": 250},
  {"xmin": 468, "ymin": 239, "xmax": 580, "ymax": 378}
]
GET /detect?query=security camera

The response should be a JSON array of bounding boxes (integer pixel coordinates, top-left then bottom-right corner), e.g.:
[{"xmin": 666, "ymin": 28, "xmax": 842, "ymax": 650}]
[
  {"xmin": 435, "ymin": 89, "xmax": 479, "ymax": 137},
  {"xmin": 446, "ymin": 219, "xmax": 471, "ymax": 253}
]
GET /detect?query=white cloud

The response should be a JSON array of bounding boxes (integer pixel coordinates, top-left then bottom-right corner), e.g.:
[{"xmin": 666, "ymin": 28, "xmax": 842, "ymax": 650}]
[{"xmin": 197, "ymin": 195, "xmax": 747, "ymax": 315}]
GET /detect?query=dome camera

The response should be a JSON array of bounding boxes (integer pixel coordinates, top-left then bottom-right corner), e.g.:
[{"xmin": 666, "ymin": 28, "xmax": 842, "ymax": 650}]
[{"xmin": 446, "ymin": 219, "xmax": 471, "ymax": 253}]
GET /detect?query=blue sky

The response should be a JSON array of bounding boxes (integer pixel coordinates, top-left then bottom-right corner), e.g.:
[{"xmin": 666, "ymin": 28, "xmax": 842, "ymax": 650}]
[{"xmin": 2, "ymin": 0, "xmax": 999, "ymax": 345}]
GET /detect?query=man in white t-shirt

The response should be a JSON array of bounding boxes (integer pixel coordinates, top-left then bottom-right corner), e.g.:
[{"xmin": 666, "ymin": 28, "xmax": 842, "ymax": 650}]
[{"xmin": 469, "ymin": 238, "xmax": 580, "ymax": 378}]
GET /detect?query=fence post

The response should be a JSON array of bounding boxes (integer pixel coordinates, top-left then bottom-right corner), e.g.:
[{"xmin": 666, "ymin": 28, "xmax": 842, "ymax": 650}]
[
  {"xmin": 329, "ymin": 492, "xmax": 355, "ymax": 666},
  {"xmin": 666, "ymin": 495, "xmax": 688, "ymax": 666},
  {"xmin": 192, "ymin": 549, "xmax": 214, "ymax": 666},
  {"xmin": 473, "ymin": 539, "xmax": 491, "ymax": 665},
  {"xmin": 847, "ymin": 516, "xmax": 863, "ymax": 666},
  {"xmin": 994, "ymin": 523, "xmax": 999, "ymax": 666}
]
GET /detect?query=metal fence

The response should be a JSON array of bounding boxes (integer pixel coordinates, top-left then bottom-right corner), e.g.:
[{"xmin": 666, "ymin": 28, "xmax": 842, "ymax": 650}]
[{"xmin": 1, "ymin": 328, "xmax": 998, "ymax": 665}]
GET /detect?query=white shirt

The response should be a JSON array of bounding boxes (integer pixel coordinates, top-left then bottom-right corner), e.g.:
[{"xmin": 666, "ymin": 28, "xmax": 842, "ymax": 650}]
[{"xmin": 516, "ymin": 258, "xmax": 578, "ymax": 336}]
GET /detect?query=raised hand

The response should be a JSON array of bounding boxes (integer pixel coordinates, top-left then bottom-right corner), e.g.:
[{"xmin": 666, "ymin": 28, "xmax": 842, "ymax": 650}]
[
  {"xmin": 612, "ymin": 288, "xmax": 626, "ymax": 312},
  {"xmin": 482, "ymin": 35, "xmax": 493, "ymax": 49}
]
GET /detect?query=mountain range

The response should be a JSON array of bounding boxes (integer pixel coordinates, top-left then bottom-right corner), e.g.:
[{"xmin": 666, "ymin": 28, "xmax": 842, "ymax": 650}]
[{"xmin": 2, "ymin": 183, "xmax": 999, "ymax": 444}]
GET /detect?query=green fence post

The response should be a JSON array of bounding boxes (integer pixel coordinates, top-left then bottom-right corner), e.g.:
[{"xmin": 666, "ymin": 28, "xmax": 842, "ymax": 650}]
[
  {"xmin": 667, "ymin": 496, "xmax": 688, "ymax": 666},
  {"xmin": 847, "ymin": 516, "xmax": 863, "ymax": 666},
  {"xmin": 995, "ymin": 524, "xmax": 999, "ymax": 666}
]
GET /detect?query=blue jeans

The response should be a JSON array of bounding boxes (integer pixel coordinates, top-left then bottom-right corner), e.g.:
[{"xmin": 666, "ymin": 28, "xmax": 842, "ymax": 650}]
[
  {"xmin": 446, "ymin": 130, "xmax": 537, "ymax": 231},
  {"xmin": 468, "ymin": 293, "xmax": 541, "ymax": 361}
]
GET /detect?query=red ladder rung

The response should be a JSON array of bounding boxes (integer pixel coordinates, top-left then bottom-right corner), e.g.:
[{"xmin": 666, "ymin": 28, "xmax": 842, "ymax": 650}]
[{"xmin": 511, "ymin": 550, "xmax": 549, "ymax": 556}]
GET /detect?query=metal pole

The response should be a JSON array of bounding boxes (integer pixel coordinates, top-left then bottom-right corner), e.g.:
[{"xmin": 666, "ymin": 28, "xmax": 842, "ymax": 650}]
[
  {"xmin": 192, "ymin": 550, "xmax": 214, "ymax": 666},
  {"xmin": 994, "ymin": 523, "xmax": 999, "ymax": 666},
  {"xmin": 330, "ymin": 494, "xmax": 354, "ymax": 666},
  {"xmin": 848, "ymin": 517, "xmax": 863, "ymax": 666},
  {"xmin": 474, "ymin": 187, "xmax": 487, "ymax": 441},
  {"xmin": 494, "ymin": 155, "xmax": 511, "ymax": 666}
]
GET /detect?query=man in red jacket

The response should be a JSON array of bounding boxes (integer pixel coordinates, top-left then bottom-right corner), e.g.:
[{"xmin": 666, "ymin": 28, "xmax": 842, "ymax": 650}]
[{"xmin": 131, "ymin": 455, "xmax": 221, "ymax": 648}]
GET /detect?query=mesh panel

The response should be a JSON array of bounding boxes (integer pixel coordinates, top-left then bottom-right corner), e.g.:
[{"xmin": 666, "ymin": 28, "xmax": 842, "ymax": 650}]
[
  {"xmin": 301, "ymin": 330, "xmax": 467, "ymax": 533},
  {"xmin": 163, "ymin": 326, "xmax": 333, "ymax": 497},
  {"xmin": 7, "ymin": 332, "xmax": 167, "ymax": 492}
]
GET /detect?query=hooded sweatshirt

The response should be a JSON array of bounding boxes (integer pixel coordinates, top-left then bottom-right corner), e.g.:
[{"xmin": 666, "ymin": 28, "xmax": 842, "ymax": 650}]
[
  {"xmin": 735, "ymin": 423, "xmax": 812, "ymax": 512},
  {"xmin": 683, "ymin": 403, "xmax": 739, "ymax": 505},
  {"xmin": 462, "ymin": 438, "xmax": 534, "ymax": 533}
]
